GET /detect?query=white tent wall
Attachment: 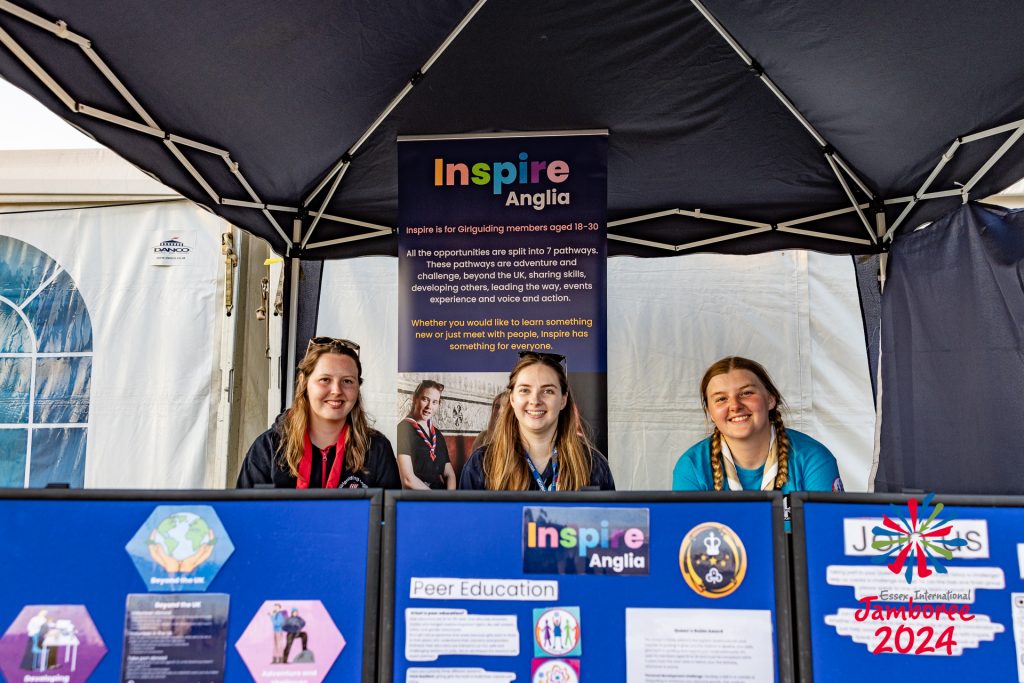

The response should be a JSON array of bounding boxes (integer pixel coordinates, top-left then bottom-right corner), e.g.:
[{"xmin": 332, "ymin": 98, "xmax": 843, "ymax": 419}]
[
  {"xmin": 0, "ymin": 148, "xmax": 173, "ymax": 205},
  {"xmin": 0, "ymin": 148, "xmax": 286, "ymax": 489},
  {"xmin": 317, "ymin": 252, "xmax": 875, "ymax": 491},
  {"xmin": 0, "ymin": 200, "xmax": 228, "ymax": 487}
]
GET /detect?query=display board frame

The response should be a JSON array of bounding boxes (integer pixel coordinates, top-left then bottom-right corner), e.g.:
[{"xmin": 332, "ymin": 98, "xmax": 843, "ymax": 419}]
[
  {"xmin": 0, "ymin": 487, "xmax": 384, "ymax": 683},
  {"xmin": 791, "ymin": 491, "xmax": 1024, "ymax": 683},
  {"xmin": 380, "ymin": 490, "xmax": 795, "ymax": 683}
]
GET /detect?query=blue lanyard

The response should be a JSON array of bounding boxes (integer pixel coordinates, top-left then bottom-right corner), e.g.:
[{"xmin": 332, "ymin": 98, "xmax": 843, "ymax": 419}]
[{"xmin": 525, "ymin": 447, "xmax": 558, "ymax": 491}]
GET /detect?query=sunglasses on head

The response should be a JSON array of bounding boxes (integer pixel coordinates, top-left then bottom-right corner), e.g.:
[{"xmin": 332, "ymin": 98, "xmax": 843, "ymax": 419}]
[
  {"xmin": 307, "ymin": 336, "xmax": 360, "ymax": 355},
  {"xmin": 518, "ymin": 351, "xmax": 567, "ymax": 367}
]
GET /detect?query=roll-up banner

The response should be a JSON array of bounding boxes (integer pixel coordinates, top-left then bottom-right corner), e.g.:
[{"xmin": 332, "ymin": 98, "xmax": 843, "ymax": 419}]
[{"xmin": 397, "ymin": 131, "xmax": 608, "ymax": 477}]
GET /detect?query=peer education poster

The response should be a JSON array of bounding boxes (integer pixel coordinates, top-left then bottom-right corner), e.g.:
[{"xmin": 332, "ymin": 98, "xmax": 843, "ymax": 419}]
[{"xmin": 397, "ymin": 131, "xmax": 608, "ymax": 461}]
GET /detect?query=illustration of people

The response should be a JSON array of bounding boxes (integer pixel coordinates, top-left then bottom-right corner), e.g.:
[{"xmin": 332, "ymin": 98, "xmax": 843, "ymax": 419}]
[
  {"xmin": 282, "ymin": 608, "xmax": 311, "ymax": 663},
  {"xmin": 268, "ymin": 603, "xmax": 287, "ymax": 663},
  {"xmin": 19, "ymin": 610, "xmax": 57, "ymax": 671},
  {"xmin": 542, "ymin": 619, "xmax": 552, "ymax": 647},
  {"xmin": 552, "ymin": 615, "xmax": 562, "ymax": 645}
]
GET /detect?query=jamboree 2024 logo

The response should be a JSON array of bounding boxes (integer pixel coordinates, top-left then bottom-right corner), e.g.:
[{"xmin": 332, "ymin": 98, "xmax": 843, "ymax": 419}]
[
  {"xmin": 852, "ymin": 494, "xmax": 982, "ymax": 655},
  {"xmin": 522, "ymin": 507, "xmax": 649, "ymax": 575}
]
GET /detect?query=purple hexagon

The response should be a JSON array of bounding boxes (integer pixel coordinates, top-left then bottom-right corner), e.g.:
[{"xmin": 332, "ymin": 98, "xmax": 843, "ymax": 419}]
[
  {"xmin": 0, "ymin": 605, "xmax": 107, "ymax": 683},
  {"xmin": 235, "ymin": 600, "xmax": 345, "ymax": 683}
]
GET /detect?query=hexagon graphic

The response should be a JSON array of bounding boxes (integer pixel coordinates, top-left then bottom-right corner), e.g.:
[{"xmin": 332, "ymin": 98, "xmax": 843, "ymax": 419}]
[
  {"xmin": 125, "ymin": 505, "xmax": 234, "ymax": 592},
  {"xmin": 235, "ymin": 600, "xmax": 346, "ymax": 683},
  {"xmin": 0, "ymin": 604, "xmax": 107, "ymax": 683}
]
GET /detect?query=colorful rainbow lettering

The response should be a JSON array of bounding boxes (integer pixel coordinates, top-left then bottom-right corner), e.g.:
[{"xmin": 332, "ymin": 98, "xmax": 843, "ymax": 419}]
[
  {"xmin": 526, "ymin": 519, "xmax": 646, "ymax": 557},
  {"xmin": 434, "ymin": 152, "xmax": 571, "ymax": 195}
]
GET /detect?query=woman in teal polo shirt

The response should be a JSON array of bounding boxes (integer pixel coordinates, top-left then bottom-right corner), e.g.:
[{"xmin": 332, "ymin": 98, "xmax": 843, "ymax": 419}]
[{"xmin": 673, "ymin": 356, "xmax": 843, "ymax": 493}]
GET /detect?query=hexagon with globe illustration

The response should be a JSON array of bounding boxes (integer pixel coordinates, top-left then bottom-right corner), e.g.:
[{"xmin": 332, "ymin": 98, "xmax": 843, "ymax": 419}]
[
  {"xmin": 0, "ymin": 604, "xmax": 107, "ymax": 683},
  {"xmin": 124, "ymin": 505, "xmax": 235, "ymax": 592}
]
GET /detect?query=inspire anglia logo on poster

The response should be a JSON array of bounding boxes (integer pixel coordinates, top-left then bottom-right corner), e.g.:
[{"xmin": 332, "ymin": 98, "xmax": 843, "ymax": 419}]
[
  {"xmin": 522, "ymin": 507, "xmax": 649, "ymax": 575},
  {"xmin": 432, "ymin": 152, "xmax": 573, "ymax": 211}
]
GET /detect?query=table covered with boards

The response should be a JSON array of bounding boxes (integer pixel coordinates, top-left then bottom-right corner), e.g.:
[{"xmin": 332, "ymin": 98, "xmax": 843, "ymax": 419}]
[{"xmin": 1, "ymin": 489, "xmax": 1022, "ymax": 682}]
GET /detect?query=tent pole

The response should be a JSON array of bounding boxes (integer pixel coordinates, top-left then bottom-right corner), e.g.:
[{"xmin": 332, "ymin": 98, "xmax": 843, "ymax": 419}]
[
  {"xmin": 875, "ymin": 212, "xmax": 887, "ymax": 292},
  {"xmin": 961, "ymin": 125, "xmax": 1024, "ymax": 199},
  {"xmin": 825, "ymin": 153, "xmax": 877, "ymax": 244},
  {"xmin": 867, "ymin": 209, "xmax": 888, "ymax": 492},
  {"xmin": 306, "ymin": 229, "xmax": 394, "ymax": 251},
  {"xmin": 284, "ymin": 218, "xmax": 301, "ymax": 407}
]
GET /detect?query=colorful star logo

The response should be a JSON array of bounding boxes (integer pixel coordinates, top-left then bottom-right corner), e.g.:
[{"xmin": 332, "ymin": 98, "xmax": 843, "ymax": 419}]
[{"xmin": 870, "ymin": 493, "xmax": 967, "ymax": 583}]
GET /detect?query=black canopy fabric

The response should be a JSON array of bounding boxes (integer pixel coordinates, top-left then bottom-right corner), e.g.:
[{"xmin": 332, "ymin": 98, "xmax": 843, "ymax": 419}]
[
  {"xmin": 877, "ymin": 203, "xmax": 1024, "ymax": 495},
  {"xmin": 1, "ymin": 1, "xmax": 1023, "ymax": 259}
]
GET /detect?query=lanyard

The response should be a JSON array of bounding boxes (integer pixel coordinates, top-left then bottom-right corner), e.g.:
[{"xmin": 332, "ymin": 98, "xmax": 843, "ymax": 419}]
[
  {"xmin": 404, "ymin": 417, "xmax": 437, "ymax": 462},
  {"xmin": 525, "ymin": 447, "xmax": 558, "ymax": 491},
  {"xmin": 298, "ymin": 424, "xmax": 350, "ymax": 489}
]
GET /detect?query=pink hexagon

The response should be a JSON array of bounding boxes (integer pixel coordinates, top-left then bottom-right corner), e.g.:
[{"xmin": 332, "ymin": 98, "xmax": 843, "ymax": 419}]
[
  {"xmin": 0, "ymin": 605, "xmax": 107, "ymax": 683},
  {"xmin": 235, "ymin": 600, "xmax": 345, "ymax": 683}
]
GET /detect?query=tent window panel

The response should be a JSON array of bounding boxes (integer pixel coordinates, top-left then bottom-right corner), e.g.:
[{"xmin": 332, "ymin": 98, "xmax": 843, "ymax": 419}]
[
  {"xmin": 33, "ymin": 357, "xmax": 92, "ymax": 424},
  {"xmin": 28, "ymin": 428, "xmax": 87, "ymax": 488},
  {"xmin": 0, "ymin": 357, "xmax": 31, "ymax": 423},
  {"xmin": 23, "ymin": 270, "xmax": 93, "ymax": 353},
  {"xmin": 0, "ymin": 237, "xmax": 57, "ymax": 304},
  {"xmin": 0, "ymin": 304, "xmax": 30, "ymax": 352},
  {"xmin": 0, "ymin": 429, "xmax": 27, "ymax": 487}
]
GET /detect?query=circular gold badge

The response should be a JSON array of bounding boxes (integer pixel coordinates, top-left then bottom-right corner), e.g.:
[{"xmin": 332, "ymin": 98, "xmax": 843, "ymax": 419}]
[{"xmin": 679, "ymin": 522, "xmax": 747, "ymax": 598}]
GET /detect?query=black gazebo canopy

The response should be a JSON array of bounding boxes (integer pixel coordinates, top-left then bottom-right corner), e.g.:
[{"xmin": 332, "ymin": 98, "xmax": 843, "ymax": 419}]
[{"xmin": 1, "ymin": 0, "xmax": 1023, "ymax": 258}]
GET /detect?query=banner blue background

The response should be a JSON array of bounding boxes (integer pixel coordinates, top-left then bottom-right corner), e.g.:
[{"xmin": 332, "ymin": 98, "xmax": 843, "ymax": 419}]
[
  {"xmin": 387, "ymin": 497, "xmax": 784, "ymax": 682},
  {"xmin": 797, "ymin": 498, "xmax": 1024, "ymax": 680}
]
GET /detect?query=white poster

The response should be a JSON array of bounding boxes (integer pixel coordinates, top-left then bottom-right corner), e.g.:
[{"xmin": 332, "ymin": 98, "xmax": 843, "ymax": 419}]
[{"xmin": 625, "ymin": 608, "xmax": 774, "ymax": 683}]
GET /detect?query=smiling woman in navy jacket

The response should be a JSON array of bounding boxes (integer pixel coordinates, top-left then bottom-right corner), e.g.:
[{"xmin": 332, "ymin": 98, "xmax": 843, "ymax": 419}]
[
  {"xmin": 460, "ymin": 352, "xmax": 614, "ymax": 491},
  {"xmin": 237, "ymin": 337, "xmax": 400, "ymax": 490}
]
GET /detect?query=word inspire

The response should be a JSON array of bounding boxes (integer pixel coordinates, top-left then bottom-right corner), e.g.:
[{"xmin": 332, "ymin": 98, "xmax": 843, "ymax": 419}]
[
  {"xmin": 855, "ymin": 594, "xmax": 973, "ymax": 655},
  {"xmin": 523, "ymin": 506, "xmax": 650, "ymax": 575},
  {"xmin": 434, "ymin": 153, "xmax": 571, "ymax": 210}
]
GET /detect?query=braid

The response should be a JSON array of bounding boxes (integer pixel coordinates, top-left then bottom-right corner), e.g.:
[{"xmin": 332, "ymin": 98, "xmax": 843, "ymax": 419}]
[
  {"xmin": 709, "ymin": 428, "xmax": 725, "ymax": 491},
  {"xmin": 772, "ymin": 412, "xmax": 790, "ymax": 490}
]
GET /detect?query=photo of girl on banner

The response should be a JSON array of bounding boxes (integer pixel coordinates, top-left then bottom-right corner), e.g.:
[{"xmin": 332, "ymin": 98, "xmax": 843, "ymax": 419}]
[
  {"xmin": 397, "ymin": 372, "xmax": 507, "ymax": 483},
  {"xmin": 397, "ymin": 379, "xmax": 457, "ymax": 489}
]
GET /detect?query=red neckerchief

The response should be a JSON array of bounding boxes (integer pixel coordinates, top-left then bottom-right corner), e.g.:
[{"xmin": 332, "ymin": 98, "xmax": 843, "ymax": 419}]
[
  {"xmin": 297, "ymin": 424, "xmax": 350, "ymax": 488},
  {"xmin": 404, "ymin": 417, "xmax": 437, "ymax": 462}
]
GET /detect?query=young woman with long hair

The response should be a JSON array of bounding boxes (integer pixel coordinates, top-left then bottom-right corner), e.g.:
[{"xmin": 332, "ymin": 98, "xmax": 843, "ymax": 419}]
[
  {"xmin": 237, "ymin": 337, "xmax": 400, "ymax": 489},
  {"xmin": 397, "ymin": 380, "xmax": 456, "ymax": 490},
  {"xmin": 672, "ymin": 356, "xmax": 842, "ymax": 493},
  {"xmin": 459, "ymin": 352, "xmax": 614, "ymax": 491}
]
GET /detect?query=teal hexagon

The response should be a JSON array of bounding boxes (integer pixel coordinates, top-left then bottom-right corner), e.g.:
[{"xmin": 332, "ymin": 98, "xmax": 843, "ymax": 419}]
[{"xmin": 125, "ymin": 505, "xmax": 234, "ymax": 592}]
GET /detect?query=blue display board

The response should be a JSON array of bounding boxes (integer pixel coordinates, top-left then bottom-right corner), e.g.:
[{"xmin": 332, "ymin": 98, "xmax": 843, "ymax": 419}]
[
  {"xmin": 793, "ymin": 493, "xmax": 1024, "ymax": 682},
  {"xmin": 382, "ymin": 492, "xmax": 793, "ymax": 683},
  {"xmin": 0, "ymin": 490, "xmax": 381, "ymax": 683}
]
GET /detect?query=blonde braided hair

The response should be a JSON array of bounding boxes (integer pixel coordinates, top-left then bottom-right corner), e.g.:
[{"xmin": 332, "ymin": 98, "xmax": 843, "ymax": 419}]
[
  {"xmin": 709, "ymin": 428, "xmax": 725, "ymax": 491},
  {"xmin": 771, "ymin": 411, "xmax": 790, "ymax": 490}
]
